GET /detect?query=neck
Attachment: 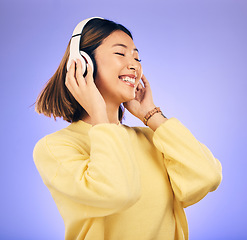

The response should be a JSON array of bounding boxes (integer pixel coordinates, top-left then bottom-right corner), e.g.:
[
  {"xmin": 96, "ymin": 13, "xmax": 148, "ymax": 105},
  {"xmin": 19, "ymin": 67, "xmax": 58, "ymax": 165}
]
[
  {"xmin": 105, "ymin": 101, "xmax": 121, "ymax": 124},
  {"xmin": 82, "ymin": 101, "xmax": 121, "ymax": 125}
]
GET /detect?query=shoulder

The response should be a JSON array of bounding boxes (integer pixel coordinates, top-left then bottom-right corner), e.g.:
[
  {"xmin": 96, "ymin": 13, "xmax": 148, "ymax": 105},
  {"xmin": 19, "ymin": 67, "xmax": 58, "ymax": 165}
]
[
  {"xmin": 33, "ymin": 123, "xmax": 91, "ymax": 161},
  {"xmin": 121, "ymin": 124, "xmax": 155, "ymax": 144}
]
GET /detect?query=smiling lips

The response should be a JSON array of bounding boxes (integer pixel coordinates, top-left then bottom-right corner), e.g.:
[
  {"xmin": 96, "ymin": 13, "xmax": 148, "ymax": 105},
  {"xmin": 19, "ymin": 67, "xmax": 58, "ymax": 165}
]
[{"xmin": 119, "ymin": 75, "xmax": 136, "ymax": 88}]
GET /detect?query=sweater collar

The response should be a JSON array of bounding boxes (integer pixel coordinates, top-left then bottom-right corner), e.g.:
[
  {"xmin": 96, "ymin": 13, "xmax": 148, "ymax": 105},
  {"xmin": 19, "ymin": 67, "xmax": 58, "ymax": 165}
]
[{"xmin": 66, "ymin": 120, "xmax": 123, "ymax": 134}]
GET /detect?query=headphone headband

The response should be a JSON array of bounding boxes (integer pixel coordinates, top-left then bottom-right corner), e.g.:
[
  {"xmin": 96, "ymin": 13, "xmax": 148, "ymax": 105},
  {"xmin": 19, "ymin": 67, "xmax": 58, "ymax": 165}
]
[{"xmin": 71, "ymin": 17, "xmax": 103, "ymax": 37}]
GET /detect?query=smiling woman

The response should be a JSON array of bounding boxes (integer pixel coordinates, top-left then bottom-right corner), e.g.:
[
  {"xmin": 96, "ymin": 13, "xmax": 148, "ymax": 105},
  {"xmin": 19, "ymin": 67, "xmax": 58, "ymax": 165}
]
[{"xmin": 33, "ymin": 17, "xmax": 222, "ymax": 240}]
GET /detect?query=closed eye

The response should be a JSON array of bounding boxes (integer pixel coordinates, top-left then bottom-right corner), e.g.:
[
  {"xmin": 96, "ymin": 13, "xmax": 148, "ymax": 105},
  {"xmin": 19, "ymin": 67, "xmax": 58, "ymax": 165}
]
[
  {"xmin": 114, "ymin": 52, "xmax": 141, "ymax": 62},
  {"xmin": 114, "ymin": 52, "xmax": 125, "ymax": 56}
]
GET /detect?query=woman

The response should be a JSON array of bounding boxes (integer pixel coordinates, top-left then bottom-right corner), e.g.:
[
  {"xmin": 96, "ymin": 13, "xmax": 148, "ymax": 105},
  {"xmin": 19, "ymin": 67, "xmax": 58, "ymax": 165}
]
[{"xmin": 33, "ymin": 17, "xmax": 222, "ymax": 240}]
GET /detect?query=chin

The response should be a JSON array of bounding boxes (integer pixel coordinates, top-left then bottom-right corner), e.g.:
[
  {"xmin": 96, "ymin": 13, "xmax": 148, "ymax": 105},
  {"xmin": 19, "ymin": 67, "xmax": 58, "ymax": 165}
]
[
  {"xmin": 123, "ymin": 94, "xmax": 135, "ymax": 102},
  {"xmin": 117, "ymin": 88, "xmax": 136, "ymax": 103}
]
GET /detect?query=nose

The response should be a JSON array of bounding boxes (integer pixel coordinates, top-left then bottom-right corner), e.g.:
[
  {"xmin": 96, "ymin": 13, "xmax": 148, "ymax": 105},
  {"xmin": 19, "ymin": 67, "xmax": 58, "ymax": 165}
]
[
  {"xmin": 128, "ymin": 65, "xmax": 137, "ymax": 71},
  {"xmin": 127, "ymin": 59, "xmax": 140, "ymax": 71}
]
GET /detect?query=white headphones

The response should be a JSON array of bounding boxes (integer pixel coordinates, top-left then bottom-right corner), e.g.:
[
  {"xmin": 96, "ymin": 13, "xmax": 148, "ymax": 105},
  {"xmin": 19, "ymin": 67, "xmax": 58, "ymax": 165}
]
[{"xmin": 67, "ymin": 17, "xmax": 103, "ymax": 75}]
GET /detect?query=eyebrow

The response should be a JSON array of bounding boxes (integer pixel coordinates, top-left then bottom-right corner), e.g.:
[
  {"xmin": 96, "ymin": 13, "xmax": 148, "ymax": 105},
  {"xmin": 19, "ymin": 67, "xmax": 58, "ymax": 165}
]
[{"xmin": 112, "ymin": 43, "xmax": 139, "ymax": 53}]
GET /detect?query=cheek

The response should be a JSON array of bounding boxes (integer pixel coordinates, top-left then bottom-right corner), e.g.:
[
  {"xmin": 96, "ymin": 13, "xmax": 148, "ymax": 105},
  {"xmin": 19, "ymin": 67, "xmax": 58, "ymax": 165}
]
[
  {"xmin": 94, "ymin": 59, "xmax": 117, "ymax": 88},
  {"xmin": 94, "ymin": 57, "xmax": 111, "ymax": 80},
  {"xmin": 96, "ymin": 56, "xmax": 123, "ymax": 77}
]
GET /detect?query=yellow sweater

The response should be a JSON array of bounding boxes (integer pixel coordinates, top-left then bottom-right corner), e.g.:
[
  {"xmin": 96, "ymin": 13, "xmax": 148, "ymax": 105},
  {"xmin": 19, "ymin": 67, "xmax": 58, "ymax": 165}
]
[{"xmin": 33, "ymin": 118, "xmax": 222, "ymax": 240}]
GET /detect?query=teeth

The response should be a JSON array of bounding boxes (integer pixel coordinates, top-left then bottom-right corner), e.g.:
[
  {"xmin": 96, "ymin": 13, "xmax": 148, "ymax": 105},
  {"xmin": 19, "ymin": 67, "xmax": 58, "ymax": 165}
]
[{"xmin": 120, "ymin": 76, "xmax": 135, "ymax": 84}]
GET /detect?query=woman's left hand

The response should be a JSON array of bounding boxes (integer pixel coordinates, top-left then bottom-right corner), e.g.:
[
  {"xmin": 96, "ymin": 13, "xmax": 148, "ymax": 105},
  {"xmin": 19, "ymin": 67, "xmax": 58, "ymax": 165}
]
[{"xmin": 123, "ymin": 74, "xmax": 156, "ymax": 121}]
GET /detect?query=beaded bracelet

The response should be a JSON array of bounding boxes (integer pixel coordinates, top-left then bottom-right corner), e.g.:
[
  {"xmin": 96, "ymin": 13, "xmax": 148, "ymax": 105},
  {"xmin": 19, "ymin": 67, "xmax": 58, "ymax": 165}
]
[{"xmin": 143, "ymin": 107, "xmax": 163, "ymax": 126}]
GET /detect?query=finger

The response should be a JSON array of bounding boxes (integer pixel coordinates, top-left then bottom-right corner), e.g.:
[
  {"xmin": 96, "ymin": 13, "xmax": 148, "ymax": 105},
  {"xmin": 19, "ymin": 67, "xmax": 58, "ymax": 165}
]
[
  {"xmin": 67, "ymin": 60, "xmax": 76, "ymax": 78},
  {"xmin": 136, "ymin": 82, "xmax": 143, "ymax": 91},
  {"xmin": 85, "ymin": 64, "xmax": 94, "ymax": 83},
  {"xmin": 75, "ymin": 59, "xmax": 85, "ymax": 86},
  {"xmin": 141, "ymin": 74, "xmax": 151, "ymax": 88},
  {"xmin": 65, "ymin": 60, "xmax": 76, "ymax": 86}
]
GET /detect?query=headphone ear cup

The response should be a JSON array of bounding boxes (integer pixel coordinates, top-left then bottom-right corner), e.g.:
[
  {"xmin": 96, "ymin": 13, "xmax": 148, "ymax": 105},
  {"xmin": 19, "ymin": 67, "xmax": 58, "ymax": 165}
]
[
  {"xmin": 80, "ymin": 51, "xmax": 94, "ymax": 74},
  {"xmin": 66, "ymin": 52, "xmax": 94, "ymax": 77},
  {"xmin": 67, "ymin": 57, "xmax": 86, "ymax": 73}
]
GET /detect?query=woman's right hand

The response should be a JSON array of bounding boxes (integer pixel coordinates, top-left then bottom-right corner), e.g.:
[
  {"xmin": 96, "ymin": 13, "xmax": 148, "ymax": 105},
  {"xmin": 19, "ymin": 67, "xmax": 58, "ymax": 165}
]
[{"xmin": 65, "ymin": 59, "xmax": 109, "ymax": 124}]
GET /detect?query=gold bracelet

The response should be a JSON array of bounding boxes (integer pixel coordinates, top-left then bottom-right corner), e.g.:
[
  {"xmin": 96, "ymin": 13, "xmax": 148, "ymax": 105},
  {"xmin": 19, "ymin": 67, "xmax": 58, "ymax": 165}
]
[{"xmin": 143, "ymin": 107, "xmax": 162, "ymax": 126}]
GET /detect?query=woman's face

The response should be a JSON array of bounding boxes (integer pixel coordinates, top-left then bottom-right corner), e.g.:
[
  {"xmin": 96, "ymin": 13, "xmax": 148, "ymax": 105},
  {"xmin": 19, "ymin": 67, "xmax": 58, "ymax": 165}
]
[{"xmin": 94, "ymin": 30, "xmax": 142, "ymax": 104}]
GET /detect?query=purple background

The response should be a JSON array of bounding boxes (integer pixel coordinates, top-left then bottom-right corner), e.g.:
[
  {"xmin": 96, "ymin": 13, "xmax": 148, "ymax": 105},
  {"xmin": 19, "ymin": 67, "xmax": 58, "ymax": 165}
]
[{"xmin": 1, "ymin": 0, "xmax": 246, "ymax": 239}]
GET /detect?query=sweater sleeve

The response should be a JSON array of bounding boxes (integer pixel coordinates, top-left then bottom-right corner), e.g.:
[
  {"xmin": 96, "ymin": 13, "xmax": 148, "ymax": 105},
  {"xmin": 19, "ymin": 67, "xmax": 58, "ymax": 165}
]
[
  {"xmin": 33, "ymin": 123, "xmax": 141, "ymax": 216},
  {"xmin": 152, "ymin": 118, "xmax": 222, "ymax": 208}
]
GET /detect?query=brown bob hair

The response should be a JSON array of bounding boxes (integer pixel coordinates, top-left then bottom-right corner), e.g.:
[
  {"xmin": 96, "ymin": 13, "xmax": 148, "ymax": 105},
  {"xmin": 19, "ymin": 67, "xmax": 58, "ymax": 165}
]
[{"xmin": 35, "ymin": 18, "xmax": 133, "ymax": 123}]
